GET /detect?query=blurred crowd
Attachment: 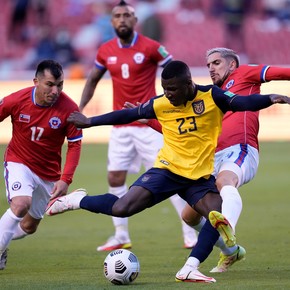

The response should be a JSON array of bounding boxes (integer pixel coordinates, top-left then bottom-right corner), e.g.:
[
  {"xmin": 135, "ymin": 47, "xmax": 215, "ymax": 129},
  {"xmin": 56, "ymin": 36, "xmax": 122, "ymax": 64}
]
[{"xmin": 1, "ymin": 0, "xmax": 290, "ymax": 79}]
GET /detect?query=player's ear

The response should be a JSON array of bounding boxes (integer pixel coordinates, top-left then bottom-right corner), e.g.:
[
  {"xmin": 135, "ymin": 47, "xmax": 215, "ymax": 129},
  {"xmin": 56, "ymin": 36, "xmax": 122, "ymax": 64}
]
[
  {"xmin": 229, "ymin": 60, "xmax": 236, "ymax": 72},
  {"xmin": 33, "ymin": 77, "xmax": 38, "ymax": 86}
]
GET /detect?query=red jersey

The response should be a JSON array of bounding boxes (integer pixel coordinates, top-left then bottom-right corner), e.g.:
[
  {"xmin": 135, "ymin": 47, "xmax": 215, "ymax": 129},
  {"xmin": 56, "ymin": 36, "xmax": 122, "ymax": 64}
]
[
  {"xmin": 95, "ymin": 32, "xmax": 172, "ymax": 127},
  {"xmin": 217, "ymin": 64, "xmax": 290, "ymax": 152},
  {"xmin": 0, "ymin": 87, "xmax": 83, "ymax": 182}
]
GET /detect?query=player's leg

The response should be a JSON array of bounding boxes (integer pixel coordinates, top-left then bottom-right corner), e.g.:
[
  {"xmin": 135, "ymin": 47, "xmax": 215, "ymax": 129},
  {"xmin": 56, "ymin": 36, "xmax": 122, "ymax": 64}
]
[
  {"xmin": 209, "ymin": 144, "xmax": 258, "ymax": 272},
  {"xmin": 0, "ymin": 162, "xmax": 36, "ymax": 269},
  {"xmin": 216, "ymin": 144, "xmax": 259, "ymax": 230},
  {"xmin": 170, "ymin": 194, "xmax": 197, "ymax": 248},
  {"xmin": 136, "ymin": 127, "xmax": 198, "ymax": 248},
  {"xmin": 176, "ymin": 185, "xmax": 225, "ymax": 283},
  {"xmin": 98, "ymin": 127, "xmax": 137, "ymax": 251}
]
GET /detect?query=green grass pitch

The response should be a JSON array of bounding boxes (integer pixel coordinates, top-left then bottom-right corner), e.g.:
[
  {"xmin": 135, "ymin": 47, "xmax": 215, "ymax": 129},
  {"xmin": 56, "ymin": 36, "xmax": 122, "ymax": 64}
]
[{"xmin": 0, "ymin": 142, "xmax": 289, "ymax": 290}]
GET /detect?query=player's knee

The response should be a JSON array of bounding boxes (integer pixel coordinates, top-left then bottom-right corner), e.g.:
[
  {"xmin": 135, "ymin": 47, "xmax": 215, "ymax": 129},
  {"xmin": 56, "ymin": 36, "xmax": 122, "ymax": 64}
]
[
  {"xmin": 112, "ymin": 202, "xmax": 131, "ymax": 217},
  {"xmin": 181, "ymin": 206, "xmax": 200, "ymax": 226},
  {"xmin": 108, "ymin": 172, "xmax": 126, "ymax": 187},
  {"xmin": 20, "ymin": 222, "xmax": 39, "ymax": 234},
  {"xmin": 216, "ymin": 173, "xmax": 238, "ymax": 191}
]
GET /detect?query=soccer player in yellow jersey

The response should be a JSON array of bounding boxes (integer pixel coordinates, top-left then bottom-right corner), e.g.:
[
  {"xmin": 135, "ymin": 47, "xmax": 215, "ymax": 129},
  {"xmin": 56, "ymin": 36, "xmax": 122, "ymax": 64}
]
[{"xmin": 46, "ymin": 61, "xmax": 290, "ymax": 283}]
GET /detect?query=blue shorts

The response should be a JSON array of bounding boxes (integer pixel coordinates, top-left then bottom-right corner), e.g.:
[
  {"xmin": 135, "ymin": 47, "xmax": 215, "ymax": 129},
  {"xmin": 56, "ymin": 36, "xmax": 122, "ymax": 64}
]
[{"xmin": 132, "ymin": 168, "xmax": 219, "ymax": 207}]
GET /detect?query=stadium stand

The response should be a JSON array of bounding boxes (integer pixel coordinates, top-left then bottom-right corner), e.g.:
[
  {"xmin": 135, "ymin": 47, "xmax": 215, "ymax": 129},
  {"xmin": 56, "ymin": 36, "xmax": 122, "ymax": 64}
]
[{"xmin": 1, "ymin": 0, "xmax": 290, "ymax": 80}]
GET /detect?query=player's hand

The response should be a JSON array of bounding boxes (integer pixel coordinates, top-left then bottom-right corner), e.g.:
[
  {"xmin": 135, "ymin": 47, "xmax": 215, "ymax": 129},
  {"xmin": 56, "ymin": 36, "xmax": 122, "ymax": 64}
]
[
  {"xmin": 67, "ymin": 111, "xmax": 91, "ymax": 128},
  {"xmin": 123, "ymin": 102, "xmax": 149, "ymax": 124},
  {"xmin": 50, "ymin": 180, "xmax": 69, "ymax": 200},
  {"xmin": 270, "ymin": 94, "xmax": 290, "ymax": 104}
]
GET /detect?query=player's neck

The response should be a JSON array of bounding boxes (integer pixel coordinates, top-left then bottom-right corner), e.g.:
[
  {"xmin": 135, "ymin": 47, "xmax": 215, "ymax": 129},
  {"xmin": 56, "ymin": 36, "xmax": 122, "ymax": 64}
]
[{"xmin": 119, "ymin": 31, "xmax": 136, "ymax": 47}]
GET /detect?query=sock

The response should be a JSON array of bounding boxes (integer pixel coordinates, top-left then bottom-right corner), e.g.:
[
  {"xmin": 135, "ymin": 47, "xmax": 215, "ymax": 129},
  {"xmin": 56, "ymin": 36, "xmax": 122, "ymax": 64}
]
[
  {"xmin": 192, "ymin": 216, "xmax": 206, "ymax": 232},
  {"xmin": 170, "ymin": 194, "xmax": 197, "ymax": 244},
  {"xmin": 0, "ymin": 209, "xmax": 23, "ymax": 252},
  {"xmin": 12, "ymin": 223, "xmax": 28, "ymax": 240},
  {"xmin": 80, "ymin": 194, "xmax": 118, "ymax": 215},
  {"xmin": 183, "ymin": 256, "xmax": 200, "ymax": 269},
  {"xmin": 220, "ymin": 185, "xmax": 242, "ymax": 230},
  {"xmin": 189, "ymin": 220, "xmax": 219, "ymax": 263},
  {"xmin": 109, "ymin": 185, "xmax": 130, "ymax": 241}
]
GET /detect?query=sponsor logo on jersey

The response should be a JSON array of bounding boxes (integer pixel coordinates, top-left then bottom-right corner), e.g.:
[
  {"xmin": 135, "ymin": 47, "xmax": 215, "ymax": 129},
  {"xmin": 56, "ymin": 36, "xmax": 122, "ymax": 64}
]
[
  {"xmin": 133, "ymin": 52, "xmax": 145, "ymax": 64},
  {"xmin": 224, "ymin": 90, "xmax": 236, "ymax": 98},
  {"xmin": 225, "ymin": 79, "xmax": 234, "ymax": 89},
  {"xmin": 158, "ymin": 46, "xmax": 169, "ymax": 58},
  {"xmin": 12, "ymin": 181, "xmax": 21, "ymax": 191},
  {"xmin": 107, "ymin": 56, "xmax": 117, "ymax": 64},
  {"xmin": 19, "ymin": 114, "xmax": 30, "ymax": 123},
  {"xmin": 192, "ymin": 100, "xmax": 204, "ymax": 114},
  {"xmin": 49, "ymin": 117, "xmax": 61, "ymax": 129},
  {"xmin": 160, "ymin": 159, "xmax": 170, "ymax": 166},
  {"xmin": 162, "ymin": 109, "xmax": 181, "ymax": 113}
]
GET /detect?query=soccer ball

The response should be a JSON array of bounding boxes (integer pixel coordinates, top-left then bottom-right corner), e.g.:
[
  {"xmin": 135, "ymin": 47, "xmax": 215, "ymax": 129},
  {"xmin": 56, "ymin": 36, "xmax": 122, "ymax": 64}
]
[{"xmin": 103, "ymin": 249, "xmax": 140, "ymax": 285}]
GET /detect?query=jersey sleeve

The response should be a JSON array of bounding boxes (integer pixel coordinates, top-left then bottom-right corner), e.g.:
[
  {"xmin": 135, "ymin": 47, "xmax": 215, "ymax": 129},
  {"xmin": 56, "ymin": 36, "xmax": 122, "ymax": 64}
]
[
  {"xmin": 0, "ymin": 94, "xmax": 15, "ymax": 121},
  {"xmin": 212, "ymin": 86, "xmax": 272, "ymax": 112},
  {"xmin": 147, "ymin": 38, "xmax": 172, "ymax": 67},
  {"xmin": 90, "ymin": 98, "xmax": 156, "ymax": 126},
  {"xmin": 95, "ymin": 44, "xmax": 107, "ymax": 71},
  {"xmin": 265, "ymin": 66, "xmax": 290, "ymax": 81},
  {"xmin": 61, "ymin": 140, "xmax": 81, "ymax": 185},
  {"xmin": 239, "ymin": 64, "xmax": 290, "ymax": 83}
]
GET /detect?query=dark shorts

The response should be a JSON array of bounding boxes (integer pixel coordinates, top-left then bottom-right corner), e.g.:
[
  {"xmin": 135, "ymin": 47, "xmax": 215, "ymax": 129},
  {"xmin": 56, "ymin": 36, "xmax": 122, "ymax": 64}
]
[{"xmin": 132, "ymin": 168, "xmax": 219, "ymax": 207}]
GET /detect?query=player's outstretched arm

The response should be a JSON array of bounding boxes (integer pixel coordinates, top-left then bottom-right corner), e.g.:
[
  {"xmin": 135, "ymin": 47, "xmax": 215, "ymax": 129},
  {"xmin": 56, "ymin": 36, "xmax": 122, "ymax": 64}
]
[{"xmin": 68, "ymin": 107, "xmax": 143, "ymax": 128}]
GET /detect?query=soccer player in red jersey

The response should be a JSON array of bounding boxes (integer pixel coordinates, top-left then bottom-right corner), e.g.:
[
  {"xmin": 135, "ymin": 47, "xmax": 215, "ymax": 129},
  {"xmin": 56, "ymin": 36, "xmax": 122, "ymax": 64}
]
[
  {"xmin": 0, "ymin": 60, "xmax": 83, "ymax": 270},
  {"xmin": 79, "ymin": 0, "xmax": 197, "ymax": 251},
  {"xmin": 181, "ymin": 47, "xmax": 290, "ymax": 272}
]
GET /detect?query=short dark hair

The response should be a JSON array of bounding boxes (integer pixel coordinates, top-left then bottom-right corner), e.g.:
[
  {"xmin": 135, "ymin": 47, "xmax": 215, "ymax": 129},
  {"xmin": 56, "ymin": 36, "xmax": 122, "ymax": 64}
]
[
  {"xmin": 118, "ymin": 0, "xmax": 128, "ymax": 6},
  {"xmin": 161, "ymin": 60, "xmax": 191, "ymax": 80},
  {"xmin": 114, "ymin": 0, "xmax": 134, "ymax": 13},
  {"xmin": 35, "ymin": 60, "xmax": 63, "ymax": 79}
]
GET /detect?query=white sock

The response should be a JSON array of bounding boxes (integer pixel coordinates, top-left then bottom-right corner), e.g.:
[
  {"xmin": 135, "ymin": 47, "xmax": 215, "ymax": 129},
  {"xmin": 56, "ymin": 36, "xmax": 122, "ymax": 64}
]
[
  {"xmin": 184, "ymin": 256, "xmax": 200, "ymax": 269},
  {"xmin": 12, "ymin": 223, "xmax": 28, "ymax": 240},
  {"xmin": 109, "ymin": 185, "xmax": 130, "ymax": 241},
  {"xmin": 0, "ymin": 209, "xmax": 23, "ymax": 252},
  {"xmin": 220, "ymin": 185, "xmax": 242, "ymax": 231},
  {"xmin": 170, "ymin": 194, "xmax": 197, "ymax": 243}
]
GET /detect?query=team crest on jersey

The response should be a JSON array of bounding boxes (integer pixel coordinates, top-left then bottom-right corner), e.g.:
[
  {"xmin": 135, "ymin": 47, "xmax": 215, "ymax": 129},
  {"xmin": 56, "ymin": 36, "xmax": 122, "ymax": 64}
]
[
  {"xmin": 133, "ymin": 53, "xmax": 145, "ymax": 64},
  {"xmin": 12, "ymin": 181, "xmax": 21, "ymax": 191},
  {"xmin": 192, "ymin": 100, "xmax": 204, "ymax": 115},
  {"xmin": 19, "ymin": 113, "xmax": 31, "ymax": 123},
  {"xmin": 49, "ymin": 117, "xmax": 61, "ymax": 129},
  {"xmin": 225, "ymin": 79, "xmax": 235, "ymax": 90}
]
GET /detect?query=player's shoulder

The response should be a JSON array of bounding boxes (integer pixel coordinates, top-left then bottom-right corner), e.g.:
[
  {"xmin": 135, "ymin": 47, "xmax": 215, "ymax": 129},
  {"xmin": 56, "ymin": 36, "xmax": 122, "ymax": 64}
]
[
  {"xmin": 137, "ymin": 33, "xmax": 162, "ymax": 47},
  {"xmin": 57, "ymin": 92, "xmax": 79, "ymax": 110},
  {"xmin": 5, "ymin": 86, "xmax": 33, "ymax": 101},
  {"xmin": 196, "ymin": 84, "xmax": 214, "ymax": 93},
  {"xmin": 97, "ymin": 38, "xmax": 117, "ymax": 52},
  {"xmin": 236, "ymin": 64, "xmax": 265, "ymax": 73}
]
